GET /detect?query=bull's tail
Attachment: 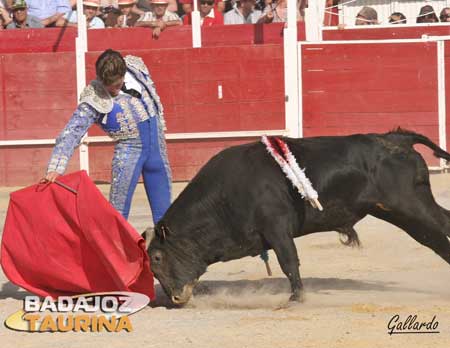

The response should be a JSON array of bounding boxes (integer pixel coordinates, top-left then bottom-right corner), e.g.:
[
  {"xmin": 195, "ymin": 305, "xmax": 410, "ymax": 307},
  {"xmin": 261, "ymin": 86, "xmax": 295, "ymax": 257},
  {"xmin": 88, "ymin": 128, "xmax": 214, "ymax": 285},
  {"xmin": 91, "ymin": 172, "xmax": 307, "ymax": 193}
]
[{"xmin": 388, "ymin": 128, "xmax": 450, "ymax": 161}]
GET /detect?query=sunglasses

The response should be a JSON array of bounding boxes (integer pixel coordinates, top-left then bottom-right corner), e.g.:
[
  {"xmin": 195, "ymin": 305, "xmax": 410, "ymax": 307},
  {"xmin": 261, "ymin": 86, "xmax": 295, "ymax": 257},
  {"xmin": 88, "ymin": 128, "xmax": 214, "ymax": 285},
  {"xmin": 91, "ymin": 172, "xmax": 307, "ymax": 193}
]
[{"xmin": 200, "ymin": 0, "xmax": 214, "ymax": 5}]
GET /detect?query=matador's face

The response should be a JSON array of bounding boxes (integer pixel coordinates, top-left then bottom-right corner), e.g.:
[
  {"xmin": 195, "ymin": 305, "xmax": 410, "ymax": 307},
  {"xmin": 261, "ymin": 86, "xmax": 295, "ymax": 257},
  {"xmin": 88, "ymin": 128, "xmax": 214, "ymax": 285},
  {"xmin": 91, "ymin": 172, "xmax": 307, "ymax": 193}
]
[{"xmin": 104, "ymin": 77, "xmax": 125, "ymax": 97}]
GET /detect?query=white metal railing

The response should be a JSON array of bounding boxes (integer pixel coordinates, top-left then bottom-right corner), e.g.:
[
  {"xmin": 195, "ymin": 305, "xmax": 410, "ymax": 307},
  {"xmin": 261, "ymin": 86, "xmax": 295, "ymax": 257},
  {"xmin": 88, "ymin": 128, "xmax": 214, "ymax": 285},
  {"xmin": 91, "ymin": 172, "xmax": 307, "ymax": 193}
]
[
  {"xmin": 437, "ymin": 40, "xmax": 447, "ymax": 168},
  {"xmin": 75, "ymin": 0, "xmax": 89, "ymax": 173}
]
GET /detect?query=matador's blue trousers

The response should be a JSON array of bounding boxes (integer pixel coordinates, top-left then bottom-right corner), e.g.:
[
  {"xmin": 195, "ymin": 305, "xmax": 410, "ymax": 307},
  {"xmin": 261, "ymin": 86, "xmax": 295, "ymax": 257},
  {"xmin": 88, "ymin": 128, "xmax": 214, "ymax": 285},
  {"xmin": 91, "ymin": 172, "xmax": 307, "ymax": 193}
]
[{"xmin": 109, "ymin": 116, "xmax": 171, "ymax": 223}]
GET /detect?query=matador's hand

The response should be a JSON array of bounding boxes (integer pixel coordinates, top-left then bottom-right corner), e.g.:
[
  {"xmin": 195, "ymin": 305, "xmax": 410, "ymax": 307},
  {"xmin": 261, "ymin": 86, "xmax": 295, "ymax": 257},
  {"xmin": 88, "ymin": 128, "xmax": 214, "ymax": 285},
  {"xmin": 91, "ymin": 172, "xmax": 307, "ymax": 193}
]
[{"xmin": 42, "ymin": 171, "xmax": 60, "ymax": 183}]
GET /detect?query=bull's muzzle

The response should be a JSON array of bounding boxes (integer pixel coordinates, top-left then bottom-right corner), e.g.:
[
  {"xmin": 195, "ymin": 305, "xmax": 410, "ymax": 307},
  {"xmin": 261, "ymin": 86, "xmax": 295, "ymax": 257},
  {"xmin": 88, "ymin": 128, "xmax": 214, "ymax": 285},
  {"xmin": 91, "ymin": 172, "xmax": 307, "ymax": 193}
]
[{"xmin": 170, "ymin": 282, "xmax": 197, "ymax": 305}]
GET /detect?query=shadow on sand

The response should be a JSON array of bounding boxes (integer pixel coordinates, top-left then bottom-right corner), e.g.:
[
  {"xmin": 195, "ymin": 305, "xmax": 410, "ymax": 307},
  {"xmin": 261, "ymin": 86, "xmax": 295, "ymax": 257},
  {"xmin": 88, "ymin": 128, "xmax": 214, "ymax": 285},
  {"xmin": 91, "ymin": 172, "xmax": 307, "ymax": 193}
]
[
  {"xmin": 0, "ymin": 282, "xmax": 33, "ymax": 301},
  {"xmin": 0, "ymin": 276, "xmax": 432, "ymax": 308},
  {"xmin": 150, "ymin": 276, "xmax": 424, "ymax": 308}
]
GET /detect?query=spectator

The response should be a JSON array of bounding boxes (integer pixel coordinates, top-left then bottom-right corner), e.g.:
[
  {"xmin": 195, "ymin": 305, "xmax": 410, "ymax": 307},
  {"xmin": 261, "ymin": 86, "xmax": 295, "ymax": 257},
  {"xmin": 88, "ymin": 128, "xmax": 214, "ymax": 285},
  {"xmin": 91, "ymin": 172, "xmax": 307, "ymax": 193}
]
[
  {"xmin": 99, "ymin": 0, "xmax": 118, "ymax": 22},
  {"xmin": 224, "ymin": 0, "xmax": 264, "ymax": 24},
  {"xmin": 0, "ymin": 5, "xmax": 12, "ymax": 28},
  {"xmin": 262, "ymin": 0, "xmax": 302, "ymax": 23},
  {"xmin": 63, "ymin": 0, "xmax": 105, "ymax": 28},
  {"xmin": 6, "ymin": 0, "xmax": 44, "ymax": 28},
  {"xmin": 388, "ymin": 12, "xmax": 406, "ymax": 24},
  {"xmin": 103, "ymin": 8, "xmax": 121, "ymax": 26},
  {"xmin": 416, "ymin": 5, "xmax": 438, "ymax": 23},
  {"xmin": 1, "ymin": 0, "xmax": 13, "ymax": 9},
  {"xmin": 224, "ymin": 0, "xmax": 237, "ymax": 12},
  {"xmin": 105, "ymin": 0, "xmax": 140, "ymax": 27},
  {"xmin": 180, "ymin": 0, "xmax": 225, "ymax": 15},
  {"xmin": 440, "ymin": 7, "xmax": 450, "ymax": 23},
  {"xmin": 25, "ymin": 0, "xmax": 71, "ymax": 27},
  {"xmin": 136, "ymin": 0, "xmax": 177, "ymax": 14},
  {"xmin": 183, "ymin": 0, "xmax": 224, "ymax": 26},
  {"xmin": 355, "ymin": 6, "xmax": 378, "ymax": 25},
  {"xmin": 135, "ymin": 0, "xmax": 181, "ymax": 38},
  {"xmin": 0, "ymin": 5, "xmax": 12, "ymax": 30}
]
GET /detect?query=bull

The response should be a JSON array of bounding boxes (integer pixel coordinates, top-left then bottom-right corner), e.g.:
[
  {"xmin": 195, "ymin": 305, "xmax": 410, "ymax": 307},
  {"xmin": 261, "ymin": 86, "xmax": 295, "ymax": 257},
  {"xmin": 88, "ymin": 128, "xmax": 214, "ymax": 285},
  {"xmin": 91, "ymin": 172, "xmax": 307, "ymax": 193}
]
[{"xmin": 148, "ymin": 129, "xmax": 450, "ymax": 305}]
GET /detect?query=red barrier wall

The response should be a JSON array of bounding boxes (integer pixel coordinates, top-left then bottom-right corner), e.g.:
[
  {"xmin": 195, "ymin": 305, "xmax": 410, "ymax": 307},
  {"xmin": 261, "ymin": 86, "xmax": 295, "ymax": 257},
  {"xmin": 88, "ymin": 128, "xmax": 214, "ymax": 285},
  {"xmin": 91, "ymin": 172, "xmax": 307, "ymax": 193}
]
[
  {"xmin": 302, "ymin": 41, "xmax": 439, "ymax": 164},
  {"xmin": 0, "ymin": 52, "xmax": 81, "ymax": 185}
]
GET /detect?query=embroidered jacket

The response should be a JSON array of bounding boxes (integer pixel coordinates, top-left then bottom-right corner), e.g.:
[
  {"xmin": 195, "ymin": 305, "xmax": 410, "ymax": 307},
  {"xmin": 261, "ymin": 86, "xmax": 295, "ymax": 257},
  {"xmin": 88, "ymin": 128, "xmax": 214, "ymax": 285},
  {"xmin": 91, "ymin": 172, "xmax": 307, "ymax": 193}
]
[{"xmin": 47, "ymin": 55, "xmax": 166, "ymax": 174}]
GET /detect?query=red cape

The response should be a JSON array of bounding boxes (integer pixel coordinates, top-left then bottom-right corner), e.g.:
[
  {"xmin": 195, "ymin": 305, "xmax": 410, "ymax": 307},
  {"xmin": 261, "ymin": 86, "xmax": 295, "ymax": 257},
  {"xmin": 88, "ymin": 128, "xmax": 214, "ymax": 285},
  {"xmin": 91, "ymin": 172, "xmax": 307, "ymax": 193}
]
[{"xmin": 0, "ymin": 171, "xmax": 155, "ymax": 300}]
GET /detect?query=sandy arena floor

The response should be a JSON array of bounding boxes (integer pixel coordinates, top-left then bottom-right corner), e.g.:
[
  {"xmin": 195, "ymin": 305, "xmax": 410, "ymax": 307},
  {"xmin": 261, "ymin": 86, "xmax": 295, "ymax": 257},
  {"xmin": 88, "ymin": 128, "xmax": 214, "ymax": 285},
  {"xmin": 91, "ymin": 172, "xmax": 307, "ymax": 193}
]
[{"xmin": 1, "ymin": 175, "xmax": 450, "ymax": 347}]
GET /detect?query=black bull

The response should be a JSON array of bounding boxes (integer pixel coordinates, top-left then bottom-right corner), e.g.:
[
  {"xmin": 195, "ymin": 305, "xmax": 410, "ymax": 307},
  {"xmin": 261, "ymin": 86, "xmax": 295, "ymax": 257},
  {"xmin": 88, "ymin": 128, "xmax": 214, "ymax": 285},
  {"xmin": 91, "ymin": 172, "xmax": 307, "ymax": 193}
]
[{"xmin": 148, "ymin": 130, "xmax": 450, "ymax": 304}]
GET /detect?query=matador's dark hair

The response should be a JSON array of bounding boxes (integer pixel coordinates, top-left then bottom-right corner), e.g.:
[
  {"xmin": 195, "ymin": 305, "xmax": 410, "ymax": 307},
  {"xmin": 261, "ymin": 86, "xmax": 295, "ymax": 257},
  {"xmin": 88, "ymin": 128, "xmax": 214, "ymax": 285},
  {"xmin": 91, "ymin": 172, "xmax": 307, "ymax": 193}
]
[{"xmin": 95, "ymin": 49, "xmax": 127, "ymax": 86}]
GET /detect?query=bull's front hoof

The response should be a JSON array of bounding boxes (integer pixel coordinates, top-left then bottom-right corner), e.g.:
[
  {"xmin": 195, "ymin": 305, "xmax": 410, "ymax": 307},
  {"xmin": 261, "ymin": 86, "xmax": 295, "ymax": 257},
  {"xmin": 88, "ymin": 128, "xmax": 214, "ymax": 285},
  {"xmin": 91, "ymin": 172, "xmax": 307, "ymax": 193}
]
[{"xmin": 289, "ymin": 291, "xmax": 305, "ymax": 302}]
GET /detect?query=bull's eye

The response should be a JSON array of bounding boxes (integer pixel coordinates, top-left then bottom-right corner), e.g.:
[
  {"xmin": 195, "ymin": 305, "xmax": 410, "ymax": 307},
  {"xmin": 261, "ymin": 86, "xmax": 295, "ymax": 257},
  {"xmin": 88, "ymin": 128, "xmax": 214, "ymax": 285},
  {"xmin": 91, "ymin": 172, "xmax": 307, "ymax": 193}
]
[{"xmin": 151, "ymin": 251, "xmax": 163, "ymax": 265}]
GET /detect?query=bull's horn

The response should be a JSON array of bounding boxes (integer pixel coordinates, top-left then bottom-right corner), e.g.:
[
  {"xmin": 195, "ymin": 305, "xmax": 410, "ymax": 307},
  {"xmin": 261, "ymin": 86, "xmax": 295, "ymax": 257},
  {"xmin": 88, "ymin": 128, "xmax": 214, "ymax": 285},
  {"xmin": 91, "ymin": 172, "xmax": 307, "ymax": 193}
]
[{"xmin": 143, "ymin": 227, "xmax": 155, "ymax": 249}]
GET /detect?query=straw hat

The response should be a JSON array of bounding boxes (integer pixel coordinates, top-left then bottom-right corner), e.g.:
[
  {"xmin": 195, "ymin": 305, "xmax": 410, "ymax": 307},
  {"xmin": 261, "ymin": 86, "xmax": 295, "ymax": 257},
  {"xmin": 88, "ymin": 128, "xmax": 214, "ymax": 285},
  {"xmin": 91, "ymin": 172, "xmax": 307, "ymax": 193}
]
[
  {"xmin": 83, "ymin": 0, "xmax": 101, "ymax": 7},
  {"xmin": 118, "ymin": 0, "xmax": 136, "ymax": 5}
]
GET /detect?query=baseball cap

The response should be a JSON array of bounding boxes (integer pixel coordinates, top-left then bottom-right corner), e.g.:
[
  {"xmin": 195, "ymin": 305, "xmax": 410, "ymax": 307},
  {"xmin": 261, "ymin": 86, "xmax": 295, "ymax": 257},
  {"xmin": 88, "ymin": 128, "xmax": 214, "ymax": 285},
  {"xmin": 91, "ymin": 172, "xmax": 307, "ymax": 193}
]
[{"xmin": 11, "ymin": 0, "xmax": 27, "ymax": 10}]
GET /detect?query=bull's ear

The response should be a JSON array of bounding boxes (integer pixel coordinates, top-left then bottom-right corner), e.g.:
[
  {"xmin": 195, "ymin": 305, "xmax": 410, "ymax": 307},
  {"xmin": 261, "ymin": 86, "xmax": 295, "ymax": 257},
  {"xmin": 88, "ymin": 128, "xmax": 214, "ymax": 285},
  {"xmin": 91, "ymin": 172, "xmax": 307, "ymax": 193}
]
[
  {"xmin": 160, "ymin": 225, "xmax": 167, "ymax": 240},
  {"xmin": 158, "ymin": 223, "xmax": 172, "ymax": 241},
  {"xmin": 153, "ymin": 222, "xmax": 172, "ymax": 242}
]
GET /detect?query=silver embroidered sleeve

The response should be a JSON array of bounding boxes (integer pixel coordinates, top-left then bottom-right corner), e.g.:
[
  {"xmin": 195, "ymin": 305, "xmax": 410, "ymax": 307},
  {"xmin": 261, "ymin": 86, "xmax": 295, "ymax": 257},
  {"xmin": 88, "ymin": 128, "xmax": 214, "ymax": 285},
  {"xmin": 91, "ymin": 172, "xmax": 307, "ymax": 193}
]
[
  {"xmin": 47, "ymin": 103, "xmax": 99, "ymax": 174},
  {"xmin": 141, "ymin": 73, "xmax": 165, "ymax": 126}
]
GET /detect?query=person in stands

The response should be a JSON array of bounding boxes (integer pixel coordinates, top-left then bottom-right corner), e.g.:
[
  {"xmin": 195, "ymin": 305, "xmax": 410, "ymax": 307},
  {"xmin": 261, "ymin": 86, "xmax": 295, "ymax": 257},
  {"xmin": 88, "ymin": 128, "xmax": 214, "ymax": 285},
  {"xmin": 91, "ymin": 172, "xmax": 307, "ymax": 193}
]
[
  {"xmin": 224, "ymin": 0, "xmax": 265, "ymax": 24},
  {"xmin": 105, "ymin": 0, "xmax": 140, "ymax": 27},
  {"xmin": 25, "ymin": 0, "xmax": 72, "ymax": 27},
  {"xmin": 136, "ymin": 0, "xmax": 178, "ymax": 14},
  {"xmin": 179, "ymin": 0, "xmax": 224, "ymax": 16},
  {"xmin": 355, "ymin": 6, "xmax": 378, "ymax": 25},
  {"xmin": 388, "ymin": 11, "xmax": 406, "ymax": 24},
  {"xmin": 135, "ymin": 0, "xmax": 181, "ymax": 38},
  {"xmin": 0, "ymin": 4, "xmax": 12, "ymax": 28},
  {"xmin": 6, "ymin": 0, "xmax": 44, "ymax": 29},
  {"xmin": 440, "ymin": 7, "xmax": 450, "ymax": 23},
  {"xmin": 416, "ymin": 5, "xmax": 438, "ymax": 23},
  {"xmin": 183, "ymin": 0, "xmax": 224, "ymax": 26},
  {"xmin": 261, "ymin": 0, "xmax": 303, "ymax": 23},
  {"xmin": 63, "ymin": 0, "xmax": 105, "ymax": 28}
]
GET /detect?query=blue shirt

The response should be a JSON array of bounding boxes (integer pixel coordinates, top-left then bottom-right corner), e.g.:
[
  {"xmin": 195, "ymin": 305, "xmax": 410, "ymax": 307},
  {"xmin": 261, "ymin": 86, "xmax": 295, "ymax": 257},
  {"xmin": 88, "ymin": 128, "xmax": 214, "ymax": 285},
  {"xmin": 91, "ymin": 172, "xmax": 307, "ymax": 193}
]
[
  {"xmin": 26, "ymin": 0, "xmax": 71, "ymax": 20},
  {"xmin": 224, "ymin": 6, "xmax": 263, "ymax": 25},
  {"xmin": 65, "ymin": 10, "xmax": 106, "ymax": 29}
]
